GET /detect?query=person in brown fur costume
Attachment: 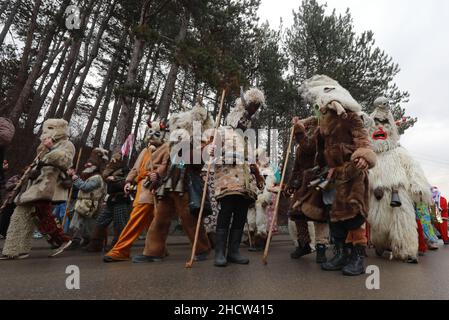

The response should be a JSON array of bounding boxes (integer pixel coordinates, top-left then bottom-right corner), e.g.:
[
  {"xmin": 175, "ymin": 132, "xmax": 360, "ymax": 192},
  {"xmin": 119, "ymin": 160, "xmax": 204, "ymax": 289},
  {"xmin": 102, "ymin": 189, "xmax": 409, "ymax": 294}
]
[
  {"xmin": 300, "ymin": 75, "xmax": 376, "ymax": 276},
  {"xmin": 132, "ymin": 103, "xmax": 213, "ymax": 263},
  {"xmin": 287, "ymin": 116, "xmax": 329, "ymax": 264}
]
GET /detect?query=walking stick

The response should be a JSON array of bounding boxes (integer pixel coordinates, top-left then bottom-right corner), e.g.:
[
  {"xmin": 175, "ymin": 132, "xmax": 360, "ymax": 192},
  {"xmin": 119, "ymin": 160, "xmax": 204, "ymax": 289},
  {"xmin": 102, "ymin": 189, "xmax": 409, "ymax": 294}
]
[
  {"xmin": 262, "ymin": 126, "xmax": 295, "ymax": 265},
  {"xmin": 148, "ymin": 147, "xmax": 158, "ymax": 210},
  {"xmin": 61, "ymin": 147, "xmax": 83, "ymax": 230},
  {"xmin": 246, "ymin": 220, "xmax": 253, "ymax": 249},
  {"xmin": 185, "ymin": 89, "xmax": 226, "ymax": 269}
]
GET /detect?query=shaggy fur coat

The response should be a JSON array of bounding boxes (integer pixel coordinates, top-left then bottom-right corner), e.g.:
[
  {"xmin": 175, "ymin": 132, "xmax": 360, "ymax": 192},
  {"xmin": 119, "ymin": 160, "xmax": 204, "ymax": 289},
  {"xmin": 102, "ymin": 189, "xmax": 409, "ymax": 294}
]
[
  {"xmin": 300, "ymin": 75, "xmax": 376, "ymax": 223},
  {"xmin": 367, "ymin": 103, "xmax": 432, "ymax": 261},
  {"xmin": 288, "ymin": 117, "xmax": 327, "ymax": 222},
  {"xmin": 16, "ymin": 120, "xmax": 75, "ymax": 205}
]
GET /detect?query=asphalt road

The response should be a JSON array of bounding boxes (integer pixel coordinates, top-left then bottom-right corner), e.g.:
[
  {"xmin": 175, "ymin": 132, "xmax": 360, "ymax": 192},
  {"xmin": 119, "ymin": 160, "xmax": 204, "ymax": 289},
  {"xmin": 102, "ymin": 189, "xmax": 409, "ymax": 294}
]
[{"xmin": 1, "ymin": 235, "xmax": 448, "ymax": 300}]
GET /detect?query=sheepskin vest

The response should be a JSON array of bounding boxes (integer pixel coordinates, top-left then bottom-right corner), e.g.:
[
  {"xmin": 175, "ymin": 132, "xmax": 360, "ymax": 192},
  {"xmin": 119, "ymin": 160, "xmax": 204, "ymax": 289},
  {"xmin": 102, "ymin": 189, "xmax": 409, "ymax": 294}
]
[{"xmin": 213, "ymin": 126, "xmax": 259, "ymax": 201}]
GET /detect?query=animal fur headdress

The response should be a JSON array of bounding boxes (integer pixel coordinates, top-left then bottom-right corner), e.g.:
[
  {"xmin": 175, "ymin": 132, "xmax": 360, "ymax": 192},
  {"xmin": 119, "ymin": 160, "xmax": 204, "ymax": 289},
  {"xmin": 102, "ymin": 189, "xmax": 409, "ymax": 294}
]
[
  {"xmin": 102, "ymin": 152, "xmax": 127, "ymax": 179},
  {"xmin": 168, "ymin": 102, "xmax": 214, "ymax": 145},
  {"xmin": 85, "ymin": 147, "xmax": 109, "ymax": 173},
  {"xmin": 226, "ymin": 88, "xmax": 265, "ymax": 129},
  {"xmin": 299, "ymin": 75, "xmax": 362, "ymax": 116},
  {"xmin": 40, "ymin": 119, "xmax": 69, "ymax": 142}
]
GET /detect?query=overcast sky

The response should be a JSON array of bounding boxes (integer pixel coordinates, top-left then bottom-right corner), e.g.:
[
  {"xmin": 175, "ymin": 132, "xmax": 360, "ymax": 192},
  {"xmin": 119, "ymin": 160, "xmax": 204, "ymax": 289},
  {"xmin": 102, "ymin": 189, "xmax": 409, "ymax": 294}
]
[{"xmin": 259, "ymin": 0, "xmax": 449, "ymax": 197}]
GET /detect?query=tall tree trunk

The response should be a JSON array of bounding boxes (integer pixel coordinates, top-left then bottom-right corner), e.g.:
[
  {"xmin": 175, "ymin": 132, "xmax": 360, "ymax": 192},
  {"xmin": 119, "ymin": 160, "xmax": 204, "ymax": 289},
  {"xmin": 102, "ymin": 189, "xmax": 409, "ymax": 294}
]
[
  {"xmin": 104, "ymin": 97, "xmax": 121, "ymax": 151},
  {"xmin": 46, "ymin": 0, "xmax": 96, "ymax": 119},
  {"xmin": 24, "ymin": 44, "xmax": 69, "ymax": 135},
  {"xmin": 91, "ymin": 77, "xmax": 116, "ymax": 148},
  {"xmin": 192, "ymin": 77, "xmax": 199, "ymax": 104},
  {"xmin": 37, "ymin": 36, "xmax": 70, "ymax": 79},
  {"xmin": 112, "ymin": 0, "xmax": 153, "ymax": 151},
  {"xmin": 6, "ymin": 0, "xmax": 42, "ymax": 109},
  {"xmin": 80, "ymin": 31, "xmax": 124, "ymax": 146},
  {"xmin": 132, "ymin": 46, "xmax": 160, "ymax": 141},
  {"xmin": 9, "ymin": 0, "xmax": 71, "ymax": 125},
  {"xmin": 103, "ymin": 62, "xmax": 127, "ymax": 150},
  {"xmin": 63, "ymin": 2, "xmax": 114, "ymax": 121},
  {"xmin": 156, "ymin": 12, "xmax": 188, "ymax": 121},
  {"xmin": 0, "ymin": 0, "xmax": 20, "ymax": 47},
  {"xmin": 179, "ymin": 69, "xmax": 187, "ymax": 104}
]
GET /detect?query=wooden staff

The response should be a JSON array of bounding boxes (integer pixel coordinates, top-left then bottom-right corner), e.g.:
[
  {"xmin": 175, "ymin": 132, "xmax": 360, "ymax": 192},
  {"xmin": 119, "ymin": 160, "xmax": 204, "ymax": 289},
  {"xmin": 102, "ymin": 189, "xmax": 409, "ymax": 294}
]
[
  {"xmin": 148, "ymin": 146, "xmax": 158, "ymax": 210},
  {"xmin": 185, "ymin": 89, "xmax": 226, "ymax": 268},
  {"xmin": 0, "ymin": 150, "xmax": 46, "ymax": 214},
  {"xmin": 262, "ymin": 126, "xmax": 295, "ymax": 265},
  {"xmin": 61, "ymin": 147, "xmax": 83, "ymax": 230}
]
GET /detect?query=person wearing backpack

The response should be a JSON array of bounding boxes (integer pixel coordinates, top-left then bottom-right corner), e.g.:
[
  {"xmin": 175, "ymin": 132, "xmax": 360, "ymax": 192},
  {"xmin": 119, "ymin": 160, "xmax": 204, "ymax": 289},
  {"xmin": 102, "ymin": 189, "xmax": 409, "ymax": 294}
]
[{"xmin": 66, "ymin": 148, "xmax": 108, "ymax": 250}]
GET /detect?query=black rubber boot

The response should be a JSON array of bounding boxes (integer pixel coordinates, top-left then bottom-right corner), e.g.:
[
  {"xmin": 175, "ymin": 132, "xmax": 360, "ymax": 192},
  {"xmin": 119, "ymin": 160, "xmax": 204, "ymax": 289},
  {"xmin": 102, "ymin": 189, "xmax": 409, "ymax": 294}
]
[
  {"xmin": 290, "ymin": 244, "xmax": 312, "ymax": 259},
  {"xmin": 214, "ymin": 229, "xmax": 228, "ymax": 267},
  {"xmin": 315, "ymin": 244, "xmax": 327, "ymax": 264},
  {"xmin": 321, "ymin": 240, "xmax": 350, "ymax": 271},
  {"xmin": 227, "ymin": 229, "xmax": 249, "ymax": 265},
  {"xmin": 342, "ymin": 245, "xmax": 366, "ymax": 276}
]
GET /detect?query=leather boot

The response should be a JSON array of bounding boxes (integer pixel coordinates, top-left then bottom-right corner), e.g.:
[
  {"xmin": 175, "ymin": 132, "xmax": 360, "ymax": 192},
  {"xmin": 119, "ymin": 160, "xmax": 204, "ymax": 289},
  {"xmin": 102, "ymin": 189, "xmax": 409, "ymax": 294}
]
[
  {"xmin": 321, "ymin": 240, "xmax": 350, "ymax": 271},
  {"xmin": 214, "ymin": 229, "xmax": 228, "ymax": 267},
  {"xmin": 290, "ymin": 244, "xmax": 312, "ymax": 259},
  {"xmin": 86, "ymin": 226, "xmax": 107, "ymax": 252},
  {"xmin": 315, "ymin": 244, "xmax": 327, "ymax": 264},
  {"xmin": 342, "ymin": 245, "xmax": 366, "ymax": 276},
  {"xmin": 227, "ymin": 229, "xmax": 249, "ymax": 265}
]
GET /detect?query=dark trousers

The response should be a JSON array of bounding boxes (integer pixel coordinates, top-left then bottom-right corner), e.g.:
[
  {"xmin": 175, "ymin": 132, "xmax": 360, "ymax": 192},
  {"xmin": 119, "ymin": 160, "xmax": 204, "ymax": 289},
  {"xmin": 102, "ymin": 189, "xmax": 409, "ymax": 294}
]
[
  {"xmin": 96, "ymin": 201, "xmax": 130, "ymax": 242},
  {"xmin": 330, "ymin": 214, "xmax": 367, "ymax": 245},
  {"xmin": 217, "ymin": 195, "xmax": 252, "ymax": 231}
]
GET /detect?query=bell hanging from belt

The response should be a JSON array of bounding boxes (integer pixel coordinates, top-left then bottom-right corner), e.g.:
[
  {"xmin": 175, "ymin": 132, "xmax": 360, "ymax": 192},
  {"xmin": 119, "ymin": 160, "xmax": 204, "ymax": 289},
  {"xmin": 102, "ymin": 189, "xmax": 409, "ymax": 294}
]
[
  {"xmin": 164, "ymin": 176, "xmax": 173, "ymax": 191},
  {"xmin": 156, "ymin": 183, "xmax": 166, "ymax": 200},
  {"xmin": 390, "ymin": 189, "xmax": 402, "ymax": 207},
  {"xmin": 174, "ymin": 167, "xmax": 186, "ymax": 196}
]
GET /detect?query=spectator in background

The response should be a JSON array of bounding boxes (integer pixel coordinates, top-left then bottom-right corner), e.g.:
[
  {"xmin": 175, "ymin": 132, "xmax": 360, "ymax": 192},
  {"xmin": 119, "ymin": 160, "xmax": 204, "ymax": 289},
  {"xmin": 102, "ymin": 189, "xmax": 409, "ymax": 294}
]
[{"xmin": 432, "ymin": 187, "xmax": 449, "ymax": 245}]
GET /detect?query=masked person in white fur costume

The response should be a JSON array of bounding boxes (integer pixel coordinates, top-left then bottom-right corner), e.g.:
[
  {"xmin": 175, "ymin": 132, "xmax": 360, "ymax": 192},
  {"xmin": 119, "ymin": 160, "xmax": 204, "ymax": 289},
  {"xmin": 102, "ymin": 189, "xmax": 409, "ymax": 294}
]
[
  {"xmin": 1, "ymin": 119, "xmax": 75, "ymax": 259},
  {"xmin": 246, "ymin": 148, "xmax": 280, "ymax": 251},
  {"xmin": 209, "ymin": 88, "xmax": 266, "ymax": 267},
  {"xmin": 132, "ymin": 102, "xmax": 214, "ymax": 263},
  {"xmin": 367, "ymin": 97, "xmax": 433, "ymax": 263}
]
